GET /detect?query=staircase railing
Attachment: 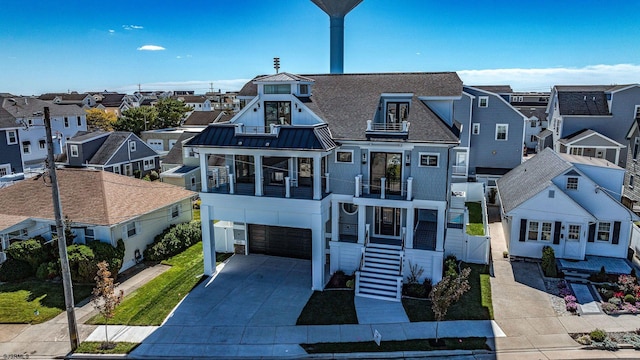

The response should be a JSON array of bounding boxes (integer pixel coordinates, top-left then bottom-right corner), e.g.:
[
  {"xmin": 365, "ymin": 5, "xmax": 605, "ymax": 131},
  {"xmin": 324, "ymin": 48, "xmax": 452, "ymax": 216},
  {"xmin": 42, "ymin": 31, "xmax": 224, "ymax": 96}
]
[{"xmin": 364, "ymin": 224, "xmax": 370, "ymax": 247}]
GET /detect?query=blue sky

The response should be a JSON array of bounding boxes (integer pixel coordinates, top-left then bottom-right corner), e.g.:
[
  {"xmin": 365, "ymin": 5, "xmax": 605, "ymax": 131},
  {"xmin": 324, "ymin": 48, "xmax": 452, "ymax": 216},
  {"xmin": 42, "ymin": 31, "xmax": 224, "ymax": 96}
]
[{"xmin": 1, "ymin": 0, "xmax": 639, "ymax": 95}]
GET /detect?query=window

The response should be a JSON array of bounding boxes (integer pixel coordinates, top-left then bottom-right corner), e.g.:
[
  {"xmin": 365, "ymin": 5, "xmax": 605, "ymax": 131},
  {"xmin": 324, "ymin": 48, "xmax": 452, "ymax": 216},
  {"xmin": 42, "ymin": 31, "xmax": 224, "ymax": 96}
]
[
  {"xmin": 568, "ymin": 224, "xmax": 581, "ymax": 240},
  {"xmin": 597, "ymin": 222, "xmax": 611, "ymax": 242},
  {"xmin": 530, "ymin": 135, "xmax": 536, "ymax": 143},
  {"xmin": 548, "ymin": 190, "xmax": 555, "ymax": 198},
  {"xmin": 77, "ymin": 116, "xmax": 82, "ymax": 126},
  {"xmin": 113, "ymin": 166, "xmax": 121, "ymax": 175},
  {"xmin": 170, "ymin": 204, "xmax": 180, "ymax": 219},
  {"xmin": 630, "ymin": 175, "xmax": 635, "ymax": 189},
  {"xmin": 635, "ymin": 105, "xmax": 640, "ymax": 120},
  {"xmin": 472, "ymin": 123, "xmax": 480, "ymax": 135},
  {"xmin": 566, "ymin": 177, "xmax": 578, "ymax": 190},
  {"xmin": 528, "ymin": 221, "xmax": 539, "ymax": 241},
  {"xmin": 129, "ymin": 141, "xmax": 136, "ymax": 152},
  {"xmin": 70, "ymin": 144, "xmax": 78, "ymax": 157},
  {"xmin": 541, "ymin": 222, "xmax": 552, "ymax": 241},
  {"xmin": 386, "ymin": 102, "xmax": 409, "ymax": 123},
  {"xmin": 0, "ymin": 164, "xmax": 9, "ymax": 176},
  {"xmin": 342, "ymin": 203, "xmax": 358, "ymax": 215},
  {"xmin": 336, "ymin": 150, "xmax": 353, "ymax": 163},
  {"xmin": 39, "ymin": 140, "xmax": 46, "ymax": 150},
  {"xmin": 634, "ymin": 137, "xmax": 639, "ymax": 160},
  {"xmin": 527, "ymin": 220, "xmax": 553, "ymax": 241},
  {"xmin": 530, "ymin": 120, "xmax": 537, "ymax": 128},
  {"xmin": 419, "ymin": 153, "xmax": 439, "ymax": 167},
  {"xmin": 478, "ymin": 96, "xmax": 489, "ymax": 107},
  {"xmin": 299, "ymin": 84, "xmax": 309, "ymax": 95},
  {"xmin": 50, "ymin": 224, "xmax": 57, "ymax": 236},
  {"xmin": 85, "ymin": 228, "xmax": 95, "ymax": 241},
  {"xmin": 64, "ymin": 117, "xmax": 69, "ymax": 127},
  {"xmin": 263, "ymin": 84, "xmax": 291, "ymax": 94},
  {"xmin": 22, "ymin": 141, "xmax": 31, "ymax": 154},
  {"xmin": 264, "ymin": 101, "xmax": 291, "ymax": 126},
  {"xmin": 143, "ymin": 158, "xmax": 154, "ymax": 170},
  {"xmin": 6, "ymin": 130, "xmax": 17, "ymax": 145},
  {"xmin": 126, "ymin": 222, "xmax": 137, "ymax": 238},
  {"xmin": 570, "ymin": 148, "xmax": 583, "ymax": 156},
  {"xmin": 495, "ymin": 124, "xmax": 508, "ymax": 140}
]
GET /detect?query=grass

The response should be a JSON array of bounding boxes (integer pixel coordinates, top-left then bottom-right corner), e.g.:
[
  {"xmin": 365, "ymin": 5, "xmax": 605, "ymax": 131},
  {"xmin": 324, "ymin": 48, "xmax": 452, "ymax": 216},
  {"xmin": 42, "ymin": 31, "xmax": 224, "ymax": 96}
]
[
  {"xmin": 87, "ymin": 242, "xmax": 232, "ymax": 326},
  {"xmin": 465, "ymin": 202, "xmax": 485, "ymax": 236},
  {"xmin": 75, "ymin": 342, "xmax": 139, "ymax": 354},
  {"xmin": 302, "ymin": 337, "xmax": 489, "ymax": 353},
  {"xmin": 297, "ymin": 290, "xmax": 358, "ymax": 325},
  {"xmin": 0, "ymin": 280, "xmax": 93, "ymax": 324},
  {"xmin": 403, "ymin": 263, "xmax": 493, "ymax": 321}
]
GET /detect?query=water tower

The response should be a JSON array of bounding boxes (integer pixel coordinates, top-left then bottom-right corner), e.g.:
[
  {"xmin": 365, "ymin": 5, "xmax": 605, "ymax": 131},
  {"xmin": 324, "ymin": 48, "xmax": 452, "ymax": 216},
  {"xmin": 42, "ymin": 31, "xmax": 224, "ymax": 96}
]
[{"xmin": 311, "ymin": 0, "xmax": 363, "ymax": 74}]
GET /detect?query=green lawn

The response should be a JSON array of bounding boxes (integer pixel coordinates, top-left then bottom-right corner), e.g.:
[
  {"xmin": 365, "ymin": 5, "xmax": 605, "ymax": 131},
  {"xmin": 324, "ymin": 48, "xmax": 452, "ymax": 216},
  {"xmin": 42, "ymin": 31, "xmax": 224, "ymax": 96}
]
[
  {"xmin": 302, "ymin": 337, "xmax": 489, "ymax": 353},
  {"xmin": 403, "ymin": 263, "xmax": 493, "ymax": 321},
  {"xmin": 465, "ymin": 202, "xmax": 485, "ymax": 236},
  {"xmin": 87, "ymin": 242, "xmax": 232, "ymax": 326},
  {"xmin": 75, "ymin": 342, "xmax": 139, "ymax": 354},
  {"xmin": 297, "ymin": 290, "xmax": 358, "ymax": 325},
  {"xmin": 0, "ymin": 281, "xmax": 93, "ymax": 324}
]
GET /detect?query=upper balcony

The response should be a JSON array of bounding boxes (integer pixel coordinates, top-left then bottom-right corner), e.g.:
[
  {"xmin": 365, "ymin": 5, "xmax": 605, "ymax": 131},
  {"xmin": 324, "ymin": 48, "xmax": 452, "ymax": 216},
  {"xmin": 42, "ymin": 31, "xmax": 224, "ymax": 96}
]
[{"xmin": 365, "ymin": 120, "xmax": 410, "ymax": 138}]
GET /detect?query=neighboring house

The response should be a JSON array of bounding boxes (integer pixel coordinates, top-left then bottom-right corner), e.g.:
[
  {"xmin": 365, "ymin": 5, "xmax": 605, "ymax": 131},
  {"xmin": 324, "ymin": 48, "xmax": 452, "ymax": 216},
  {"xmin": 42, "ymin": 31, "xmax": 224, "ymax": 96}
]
[
  {"xmin": 454, "ymin": 86, "xmax": 527, "ymax": 186},
  {"xmin": 160, "ymin": 131, "xmax": 207, "ymax": 191},
  {"xmin": 497, "ymin": 148, "xmax": 637, "ymax": 261},
  {"xmin": 189, "ymin": 72, "xmax": 466, "ymax": 300},
  {"xmin": 547, "ymin": 84, "xmax": 640, "ymax": 167},
  {"xmin": 0, "ymin": 168, "xmax": 195, "ymax": 270},
  {"xmin": 39, "ymin": 92, "xmax": 96, "ymax": 108},
  {"xmin": 205, "ymin": 91, "xmax": 240, "ymax": 111},
  {"xmin": 556, "ymin": 129, "xmax": 625, "ymax": 166},
  {"xmin": 176, "ymin": 96, "xmax": 211, "ymax": 111},
  {"xmin": 622, "ymin": 116, "xmax": 640, "ymax": 212},
  {"xmin": 0, "ymin": 106, "xmax": 22, "ymax": 175},
  {"xmin": 510, "ymin": 92, "xmax": 550, "ymax": 152},
  {"xmin": 65, "ymin": 131, "xmax": 160, "ymax": 177},
  {"xmin": 99, "ymin": 93, "xmax": 137, "ymax": 117},
  {"xmin": 182, "ymin": 110, "xmax": 232, "ymax": 127},
  {"xmin": 140, "ymin": 127, "xmax": 205, "ymax": 154},
  {"xmin": 1, "ymin": 96, "xmax": 87, "ymax": 170}
]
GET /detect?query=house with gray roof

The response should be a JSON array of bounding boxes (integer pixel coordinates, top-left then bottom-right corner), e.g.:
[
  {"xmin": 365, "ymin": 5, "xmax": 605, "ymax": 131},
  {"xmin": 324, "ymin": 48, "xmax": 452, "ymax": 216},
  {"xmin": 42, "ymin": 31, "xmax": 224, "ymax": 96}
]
[
  {"xmin": 547, "ymin": 84, "xmax": 640, "ymax": 167},
  {"xmin": 189, "ymin": 71, "xmax": 470, "ymax": 300},
  {"xmin": 510, "ymin": 92, "xmax": 550, "ymax": 151},
  {"xmin": 497, "ymin": 148, "xmax": 637, "ymax": 261},
  {"xmin": 65, "ymin": 131, "xmax": 159, "ymax": 178}
]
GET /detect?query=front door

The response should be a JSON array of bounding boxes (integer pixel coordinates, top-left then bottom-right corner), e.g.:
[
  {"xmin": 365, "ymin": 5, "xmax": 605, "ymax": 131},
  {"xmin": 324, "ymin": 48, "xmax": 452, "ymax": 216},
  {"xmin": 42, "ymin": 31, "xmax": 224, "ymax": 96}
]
[
  {"xmin": 563, "ymin": 223, "xmax": 583, "ymax": 260},
  {"xmin": 371, "ymin": 152, "xmax": 402, "ymax": 194},
  {"xmin": 375, "ymin": 207, "xmax": 401, "ymax": 237}
]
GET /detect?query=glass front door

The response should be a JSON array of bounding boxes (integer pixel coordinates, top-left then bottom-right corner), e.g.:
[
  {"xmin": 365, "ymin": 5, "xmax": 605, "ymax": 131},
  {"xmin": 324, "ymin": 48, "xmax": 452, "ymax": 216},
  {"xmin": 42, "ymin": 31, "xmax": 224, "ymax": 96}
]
[
  {"xmin": 371, "ymin": 152, "xmax": 402, "ymax": 194},
  {"xmin": 375, "ymin": 207, "xmax": 401, "ymax": 237}
]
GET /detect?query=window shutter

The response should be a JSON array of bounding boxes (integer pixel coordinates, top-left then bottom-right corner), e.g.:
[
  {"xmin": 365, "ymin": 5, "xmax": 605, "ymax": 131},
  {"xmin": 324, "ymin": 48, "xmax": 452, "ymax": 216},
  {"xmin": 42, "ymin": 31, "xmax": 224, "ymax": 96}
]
[
  {"xmin": 612, "ymin": 221, "xmax": 621, "ymax": 245},
  {"xmin": 553, "ymin": 221, "xmax": 562, "ymax": 244},
  {"xmin": 588, "ymin": 223, "xmax": 596, "ymax": 243},
  {"xmin": 519, "ymin": 219, "xmax": 527, "ymax": 242}
]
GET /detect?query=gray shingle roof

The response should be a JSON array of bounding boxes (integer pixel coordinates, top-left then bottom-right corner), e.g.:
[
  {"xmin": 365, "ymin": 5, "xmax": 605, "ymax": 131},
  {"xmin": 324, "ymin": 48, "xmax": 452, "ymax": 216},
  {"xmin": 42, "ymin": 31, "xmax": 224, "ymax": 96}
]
[
  {"xmin": 69, "ymin": 131, "xmax": 109, "ymax": 143},
  {"xmin": 100, "ymin": 94, "xmax": 126, "ymax": 107},
  {"xmin": 472, "ymin": 85, "xmax": 513, "ymax": 94},
  {"xmin": 0, "ymin": 103, "xmax": 16, "ymax": 129},
  {"xmin": 2, "ymin": 97, "xmax": 85, "ymax": 117},
  {"xmin": 558, "ymin": 91, "xmax": 609, "ymax": 116},
  {"xmin": 163, "ymin": 131, "xmax": 200, "ymax": 165},
  {"xmin": 88, "ymin": 132, "xmax": 130, "ymax": 165},
  {"xmin": 183, "ymin": 111, "xmax": 220, "ymax": 126},
  {"xmin": 497, "ymin": 148, "xmax": 572, "ymax": 213}
]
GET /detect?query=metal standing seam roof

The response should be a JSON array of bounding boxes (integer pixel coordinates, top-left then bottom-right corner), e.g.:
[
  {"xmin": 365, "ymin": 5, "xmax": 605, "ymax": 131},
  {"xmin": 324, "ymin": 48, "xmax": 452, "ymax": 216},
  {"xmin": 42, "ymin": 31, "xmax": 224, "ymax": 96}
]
[{"xmin": 187, "ymin": 124, "xmax": 337, "ymax": 151}]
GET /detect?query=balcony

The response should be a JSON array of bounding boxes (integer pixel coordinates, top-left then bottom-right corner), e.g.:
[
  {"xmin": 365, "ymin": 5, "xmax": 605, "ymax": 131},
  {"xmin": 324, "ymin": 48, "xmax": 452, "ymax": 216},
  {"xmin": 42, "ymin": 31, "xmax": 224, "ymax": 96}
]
[
  {"xmin": 234, "ymin": 123, "xmax": 280, "ymax": 136},
  {"xmin": 452, "ymin": 164, "xmax": 467, "ymax": 177},
  {"xmin": 365, "ymin": 120, "xmax": 410, "ymax": 138},
  {"xmin": 206, "ymin": 172, "xmax": 330, "ymax": 200},
  {"xmin": 354, "ymin": 175, "xmax": 413, "ymax": 201}
]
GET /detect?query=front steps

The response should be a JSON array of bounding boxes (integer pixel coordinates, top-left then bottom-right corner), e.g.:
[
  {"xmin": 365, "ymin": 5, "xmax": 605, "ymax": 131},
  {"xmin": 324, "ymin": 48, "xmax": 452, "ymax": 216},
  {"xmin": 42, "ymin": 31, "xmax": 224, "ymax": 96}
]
[{"xmin": 356, "ymin": 243, "xmax": 403, "ymax": 302}]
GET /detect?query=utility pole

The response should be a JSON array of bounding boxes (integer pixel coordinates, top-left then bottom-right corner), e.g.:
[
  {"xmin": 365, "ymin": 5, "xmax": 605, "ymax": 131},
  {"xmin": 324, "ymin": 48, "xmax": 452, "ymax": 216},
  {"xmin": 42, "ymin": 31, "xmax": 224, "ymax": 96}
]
[{"xmin": 44, "ymin": 107, "xmax": 79, "ymax": 351}]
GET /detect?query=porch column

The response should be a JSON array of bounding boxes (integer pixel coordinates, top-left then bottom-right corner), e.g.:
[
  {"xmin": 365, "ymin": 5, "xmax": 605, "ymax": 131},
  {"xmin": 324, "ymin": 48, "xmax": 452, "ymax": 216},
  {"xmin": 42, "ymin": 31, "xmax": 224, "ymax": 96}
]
[
  {"xmin": 331, "ymin": 200, "xmax": 339, "ymax": 241},
  {"xmin": 311, "ymin": 213, "xmax": 324, "ymax": 290},
  {"xmin": 201, "ymin": 205, "xmax": 217, "ymax": 276},
  {"xmin": 254, "ymin": 155, "xmax": 263, "ymax": 196},
  {"xmin": 615, "ymin": 148, "xmax": 620, "ymax": 166},
  {"xmin": 405, "ymin": 208, "xmax": 414, "ymax": 249},
  {"xmin": 313, "ymin": 155, "xmax": 322, "ymax": 200},
  {"xmin": 200, "ymin": 153, "xmax": 208, "ymax": 193},
  {"xmin": 288, "ymin": 157, "xmax": 295, "ymax": 183},
  {"xmin": 435, "ymin": 203, "xmax": 446, "ymax": 251},
  {"xmin": 357, "ymin": 205, "xmax": 366, "ymax": 244}
]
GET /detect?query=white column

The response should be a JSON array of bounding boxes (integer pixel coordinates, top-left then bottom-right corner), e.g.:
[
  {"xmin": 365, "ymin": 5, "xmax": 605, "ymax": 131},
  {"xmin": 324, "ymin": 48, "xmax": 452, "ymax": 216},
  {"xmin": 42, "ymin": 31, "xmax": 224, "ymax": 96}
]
[
  {"xmin": 355, "ymin": 175, "xmax": 361, "ymax": 197},
  {"xmin": 285, "ymin": 177, "xmax": 291, "ymax": 198},
  {"xmin": 406, "ymin": 208, "xmax": 414, "ymax": 249},
  {"xmin": 615, "ymin": 148, "xmax": 620, "ymax": 166},
  {"xmin": 381, "ymin": 177, "xmax": 386, "ymax": 199},
  {"xmin": 436, "ymin": 203, "xmax": 446, "ymax": 251},
  {"xmin": 331, "ymin": 200, "xmax": 339, "ymax": 241},
  {"xmin": 254, "ymin": 155, "xmax": 263, "ymax": 196},
  {"xmin": 201, "ymin": 205, "xmax": 217, "ymax": 276},
  {"xmin": 325, "ymin": 172, "xmax": 330, "ymax": 193},
  {"xmin": 229, "ymin": 174, "xmax": 235, "ymax": 194},
  {"xmin": 407, "ymin": 177, "xmax": 413, "ymax": 200},
  {"xmin": 357, "ymin": 205, "xmax": 366, "ymax": 244},
  {"xmin": 366, "ymin": 120, "xmax": 372, "ymax": 131},
  {"xmin": 311, "ymin": 213, "xmax": 324, "ymax": 290},
  {"xmin": 200, "ymin": 153, "xmax": 208, "ymax": 193},
  {"xmin": 313, "ymin": 155, "xmax": 322, "ymax": 200}
]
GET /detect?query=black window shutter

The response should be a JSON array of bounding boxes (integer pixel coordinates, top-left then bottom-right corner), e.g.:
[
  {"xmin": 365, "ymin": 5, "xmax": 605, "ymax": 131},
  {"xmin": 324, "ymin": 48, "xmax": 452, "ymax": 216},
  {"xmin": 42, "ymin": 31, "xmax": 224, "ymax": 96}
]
[
  {"xmin": 553, "ymin": 221, "xmax": 562, "ymax": 245},
  {"xmin": 612, "ymin": 221, "xmax": 621, "ymax": 245},
  {"xmin": 588, "ymin": 223, "xmax": 596, "ymax": 242},
  {"xmin": 519, "ymin": 219, "xmax": 527, "ymax": 242}
]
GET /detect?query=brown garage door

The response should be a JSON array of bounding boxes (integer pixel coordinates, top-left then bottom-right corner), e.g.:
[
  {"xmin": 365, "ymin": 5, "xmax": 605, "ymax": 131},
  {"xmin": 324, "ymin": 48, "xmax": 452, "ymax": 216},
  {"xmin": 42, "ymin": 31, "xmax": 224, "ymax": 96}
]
[{"xmin": 248, "ymin": 224, "xmax": 312, "ymax": 260}]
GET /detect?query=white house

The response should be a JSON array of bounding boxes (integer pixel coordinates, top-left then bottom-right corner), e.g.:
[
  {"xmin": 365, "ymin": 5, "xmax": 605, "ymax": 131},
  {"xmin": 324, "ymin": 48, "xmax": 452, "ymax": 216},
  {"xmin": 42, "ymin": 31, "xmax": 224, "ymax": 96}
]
[
  {"xmin": 0, "ymin": 168, "xmax": 195, "ymax": 271},
  {"xmin": 497, "ymin": 148, "xmax": 638, "ymax": 260}
]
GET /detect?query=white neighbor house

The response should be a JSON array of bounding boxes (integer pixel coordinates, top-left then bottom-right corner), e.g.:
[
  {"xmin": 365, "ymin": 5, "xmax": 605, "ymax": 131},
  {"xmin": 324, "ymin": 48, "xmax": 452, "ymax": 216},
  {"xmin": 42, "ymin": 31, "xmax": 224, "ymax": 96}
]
[{"xmin": 497, "ymin": 148, "xmax": 638, "ymax": 260}]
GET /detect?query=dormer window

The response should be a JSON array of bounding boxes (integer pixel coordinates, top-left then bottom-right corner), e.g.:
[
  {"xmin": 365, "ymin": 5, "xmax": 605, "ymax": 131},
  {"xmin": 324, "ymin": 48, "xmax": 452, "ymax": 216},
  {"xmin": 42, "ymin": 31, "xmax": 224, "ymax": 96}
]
[
  {"xmin": 386, "ymin": 102, "xmax": 409, "ymax": 123},
  {"xmin": 264, "ymin": 84, "xmax": 291, "ymax": 94},
  {"xmin": 265, "ymin": 101, "xmax": 291, "ymax": 126},
  {"xmin": 299, "ymin": 84, "xmax": 309, "ymax": 96}
]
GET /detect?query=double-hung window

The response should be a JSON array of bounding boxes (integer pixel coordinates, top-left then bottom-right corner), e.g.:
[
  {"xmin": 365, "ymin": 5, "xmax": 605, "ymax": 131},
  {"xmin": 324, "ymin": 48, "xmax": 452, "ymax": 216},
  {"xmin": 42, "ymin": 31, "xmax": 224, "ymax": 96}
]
[
  {"xmin": 597, "ymin": 222, "xmax": 611, "ymax": 242},
  {"xmin": 419, "ymin": 153, "xmax": 439, "ymax": 167},
  {"xmin": 6, "ymin": 130, "xmax": 17, "ymax": 145},
  {"xmin": 336, "ymin": 150, "xmax": 353, "ymax": 164},
  {"xmin": 566, "ymin": 177, "xmax": 578, "ymax": 190},
  {"xmin": 170, "ymin": 204, "xmax": 180, "ymax": 219},
  {"xmin": 495, "ymin": 124, "xmax": 508, "ymax": 140},
  {"xmin": 527, "ymin": 220, "xmax": 552, "ymax": 241},
  {"xmin": 126, "ymin": 222, "xmax": 137, "ymax": 238}
]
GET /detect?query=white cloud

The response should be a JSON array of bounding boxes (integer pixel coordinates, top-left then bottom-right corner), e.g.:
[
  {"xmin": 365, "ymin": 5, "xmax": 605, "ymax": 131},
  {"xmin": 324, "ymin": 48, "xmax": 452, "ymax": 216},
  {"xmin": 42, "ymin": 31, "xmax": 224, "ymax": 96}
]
[
  {"xmin": 137, "ymin": 45, "xmax": 166, "ymax": 51},
  {"xmin": 108, "ymin": 29, "xmax": 115, "ymax": 34},
  {"xmin": 123, "ymin": 25, "xmax": 143, "ymax": 30},
  {"xmin": 176, "ymin": 56, "xmax": 182, "ymax": 59},
  {"xmin": 458, "ymin": 64, "xmax": 640, "ymax": 91}
]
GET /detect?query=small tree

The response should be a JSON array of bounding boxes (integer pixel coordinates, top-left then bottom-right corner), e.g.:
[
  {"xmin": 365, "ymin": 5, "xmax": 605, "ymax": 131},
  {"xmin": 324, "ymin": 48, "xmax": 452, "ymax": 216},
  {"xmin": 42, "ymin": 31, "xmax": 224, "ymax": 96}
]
[
  {"xmin": 91, "ymin": 261, "xmax": 124, "ymax": 349},
  {"xmin": 430, "ymin": 266, "xmax": 471, "ymax": 344}
]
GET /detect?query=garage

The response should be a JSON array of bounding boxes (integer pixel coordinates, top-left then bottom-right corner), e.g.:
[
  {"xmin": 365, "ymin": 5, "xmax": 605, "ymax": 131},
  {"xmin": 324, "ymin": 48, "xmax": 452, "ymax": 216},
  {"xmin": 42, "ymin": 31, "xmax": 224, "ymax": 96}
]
[{"xmin": 248, "ymin": 224, "xmax": 312, "ymax": 260}]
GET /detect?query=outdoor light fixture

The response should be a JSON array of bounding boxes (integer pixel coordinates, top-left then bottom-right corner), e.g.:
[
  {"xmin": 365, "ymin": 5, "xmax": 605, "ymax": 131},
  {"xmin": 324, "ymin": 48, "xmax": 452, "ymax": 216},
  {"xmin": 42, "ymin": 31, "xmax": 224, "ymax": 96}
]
[
  {"xmin": 405, "ymin": 154, "xmax": 411, "ymax": 166},
  {"xmin": 362, "ymin": 152, "xmax": 367, "ymax": 164}
]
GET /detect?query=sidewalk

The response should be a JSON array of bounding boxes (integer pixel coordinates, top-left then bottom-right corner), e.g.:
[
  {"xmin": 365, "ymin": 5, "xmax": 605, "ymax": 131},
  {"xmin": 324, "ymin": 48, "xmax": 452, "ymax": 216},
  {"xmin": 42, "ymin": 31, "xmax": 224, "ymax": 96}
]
[{"xmin": 0, "ymin": 262, "xmax": 170, "ymax": 359}]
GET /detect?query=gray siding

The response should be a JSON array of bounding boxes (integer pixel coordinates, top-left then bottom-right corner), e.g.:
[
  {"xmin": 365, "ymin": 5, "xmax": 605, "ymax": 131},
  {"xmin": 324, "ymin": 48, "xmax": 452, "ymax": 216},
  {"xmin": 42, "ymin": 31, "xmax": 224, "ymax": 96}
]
[
  {"xmin": 0, "ymin": 130, "xmax": 23, "ymax": 173},
  {"xmin": 68, "ymin": 136, "xmax": 107, "ymax": 166},
  {"xmin": 623, "ymin": 126, "xmax": 640, "ymax": 205},
  {"xmin": 105, "ymin": 137, "xmax": 158, "ymax": 166},
  {"xmin": 452, "ymin": 94, "xmax": 472, "ymax": 148},
  {"xmin": 464, "ymin": 88, "xmax": 525, "ymax": 174},
  {"xmin": 329, "ymin": 145, "xmax": 363, "ymax": 195},
  {"xmin": 410, "ymin": 146, "xmax": 448, "ymax": 201}
]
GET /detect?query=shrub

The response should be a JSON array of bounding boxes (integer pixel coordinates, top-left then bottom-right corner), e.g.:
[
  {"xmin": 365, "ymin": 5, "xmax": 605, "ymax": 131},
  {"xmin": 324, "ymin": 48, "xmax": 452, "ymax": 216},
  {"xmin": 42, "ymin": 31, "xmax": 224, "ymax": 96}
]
[
  {"xmin": 403, "ymin": 283, "xmax": 427, "ymax": 298},
  {"xmin": 88, "ymin": 240, "xmax": 125, "ymax": 278},
  {"xmin": 67, "ymin": 244, "xmax": 96, "ymax": 283},
  {"xmin": 601, "ymin": 302, "xmax": 619, "ymax": 314},
  {"xmin": 623, "ymin": 333, "xmax": 640, "ymax": 350},
  {"xmin": 346, "ymin": 279, "xmax": 354, "ymax": 289},
  {"xmin": 592, "ymin": 337, "xmax": 618, "ymax": 351},
  {"xmin": 0, "ymin": 258, "xmax": 34, "ymax": 282},
  {"xmin": 566, "ymin": 301, "xmax": 578, "ymax": 312},
  {"xmin": 444, "ymin": 255, "xmax": 458, "ymax": 278},
  {"xmin": 149, "ymin": 170, "xmax": 159, "ymax": 181},
  {"xmin": 406, "ymin": 261, "xmax": 424, "ymax": 284},
  {"xmin": 541, "ymin": 246, "xmax": 557, "ymax": 277},
  {"xmin": 6, "ymin": 239, "xmax": 50, "ymax": 271},
  {"xmin": 618, "ymin": 275, "xmax": 639, "ymax": 295},
  {"xmin": 625, "ymin": 294, "xmax": 637, "ymax": 304},
  {"xmin": 589, "ymin": 328, "xmax": 607, "ymax": 343},
  {"xmin": 143, "ymin": 221, "xmax": 202, "ymax": 261},
  {"xmin": 575, "ymin": 334, "xmax": 591, "ymax": 345},
  {"xmin": 193, "ymin": 199, "xmax": 201, "ymax": 209},
  {"xmin": 36, "ymin": 261, "xmax": 60, "ymax": 280},
  {"xmin": 564, "ymin": 295, "xmax": 577, "ymax": 303},
  {"xmin": 423, "ymin": 278, "xmax": 433, "ymax": 295},
  {"xmin": 608, "ymin": 297, "xmax": 622, "ymax": 306}
]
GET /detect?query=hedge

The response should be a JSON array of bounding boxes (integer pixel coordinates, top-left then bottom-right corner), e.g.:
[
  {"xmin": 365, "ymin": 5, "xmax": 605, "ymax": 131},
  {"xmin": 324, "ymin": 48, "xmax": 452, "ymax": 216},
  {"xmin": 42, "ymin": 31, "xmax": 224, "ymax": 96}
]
[{"xmin": 143, "ymin": 221, "xmax": 201, "ymax": 261}]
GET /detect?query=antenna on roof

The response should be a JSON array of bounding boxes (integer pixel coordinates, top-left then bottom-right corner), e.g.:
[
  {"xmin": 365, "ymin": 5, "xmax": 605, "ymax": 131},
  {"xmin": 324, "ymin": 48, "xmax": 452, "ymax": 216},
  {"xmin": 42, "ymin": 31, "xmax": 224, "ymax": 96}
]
[{"xmin": 273, "ymin": 57, "xmax": 280, "ymax": 74}]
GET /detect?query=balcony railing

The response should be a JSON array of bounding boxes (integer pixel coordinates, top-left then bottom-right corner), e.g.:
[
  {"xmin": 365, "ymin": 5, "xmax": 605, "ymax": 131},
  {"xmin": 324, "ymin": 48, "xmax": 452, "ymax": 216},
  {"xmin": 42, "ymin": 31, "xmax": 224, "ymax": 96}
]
[
  {"xmin": 234, "ymin": 123, "xmax": 280, "ymax": 135},
  {"xmin": 366, "ymin": 120, "xmax": 410, "ymax": 134},
  {"xmin": 452, "ymin": 165, "xmax": 467, "ymax": 177},
  {"xmin": 206, "ymin": 172, "xmax": 329, "ymax": 200},
  {"xmin": 355, "ymin": 175, "xmax": 413, "ymax": 200}
]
